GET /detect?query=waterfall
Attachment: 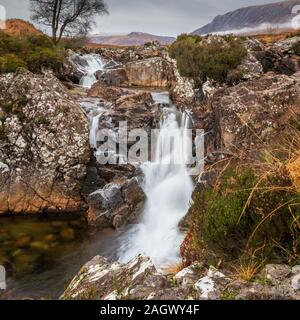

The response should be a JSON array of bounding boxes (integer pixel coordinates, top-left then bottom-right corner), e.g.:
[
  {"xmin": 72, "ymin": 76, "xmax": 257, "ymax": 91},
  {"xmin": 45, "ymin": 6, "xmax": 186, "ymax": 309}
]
[
  {"xmin": 79, "ymin": 54, "xmax": 104, "ymax": 88},
  {"xmin": 118, "ymin": 98, "xmax": 194, "ymax": 267},
  {"xmin": 79, "ymin": 98, "xmax": 106, "ymax": 150}
]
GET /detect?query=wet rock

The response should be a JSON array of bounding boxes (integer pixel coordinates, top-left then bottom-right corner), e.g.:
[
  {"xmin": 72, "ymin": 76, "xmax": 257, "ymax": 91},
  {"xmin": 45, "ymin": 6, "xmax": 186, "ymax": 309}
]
[
  {"xmin": 60, "ymin": 50, "xmax": 87, "ymax": 84},
  {"xmin": 14, "ymin": 235, "xmax": 31, "ymax": 248},
  {"xmin": 13, "ymin": 252, "xmax": 41, "ymax": 275},
  {"xmin": 100, "ymin": 91, "xmax": 159, "ymax": 132},
  {"xmin": 0, "ymin": 69, "xmax": 90, "ymax": 215},
  {"xmin": 96, "ymin": 67, "xmax": 128, "ymax": 86},
  {"xmin": 88, "ymin": 83, "xmax": 129, "ymax": 102},
  {"xmin": 87, "ymin": 178, "xmax": 145, "ymax": 228},
  {"xmin": 125, "ymin": 57, "xmax": 175, "ymax": 87},
  {"xmin": 30, "ymin": 241, "xmax": 50, "ymax": 253},
  {"xmin": 43, "ymin": 234, "xmax": 56, "ymax": 244},
  {"xmin": 60, "ymin": 228, "xmax": 75, "ymax": 242},
  {"xmin": 103, "ymin": 60, "xmax": 122, "ymax": 70}
]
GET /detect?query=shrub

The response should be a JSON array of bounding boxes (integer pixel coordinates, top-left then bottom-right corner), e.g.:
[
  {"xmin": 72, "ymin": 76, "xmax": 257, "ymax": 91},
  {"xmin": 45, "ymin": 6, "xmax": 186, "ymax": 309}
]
[
  {"xmin": 169, "ymin": 34, "xmax": 247, "ymax": 85},
  {"xmin": 0, "ymin": 54, "xmax": 27, "ymax": 73},
  {"xmin": 0, "ymin": 32, "xmax": 65, "ymax": 74},
  {"xmin": 25, "ymin": 47, "xmax": 65, "ymax": 73},
  {"xmin": 27, "ymin": 34, "xmax": 54, "ymax": 49}
]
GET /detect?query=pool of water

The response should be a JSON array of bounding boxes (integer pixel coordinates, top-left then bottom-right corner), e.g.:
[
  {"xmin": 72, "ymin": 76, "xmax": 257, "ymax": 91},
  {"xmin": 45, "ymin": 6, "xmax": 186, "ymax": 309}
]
[{"xmin": 0, "ymin": 216, "xmax": 119, "ymax": 299}]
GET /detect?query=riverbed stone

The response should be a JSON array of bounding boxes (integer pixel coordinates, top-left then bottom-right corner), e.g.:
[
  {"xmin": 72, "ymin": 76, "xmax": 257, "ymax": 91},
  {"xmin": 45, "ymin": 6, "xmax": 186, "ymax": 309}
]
[{"xmin": 87, "ymin": 178, "xmax": 145, "ymax": 228}]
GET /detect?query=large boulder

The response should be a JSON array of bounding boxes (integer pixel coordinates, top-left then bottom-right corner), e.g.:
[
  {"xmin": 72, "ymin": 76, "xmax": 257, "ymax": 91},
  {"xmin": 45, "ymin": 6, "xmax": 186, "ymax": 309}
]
[
  {"xmin": 0, "ymin": 69, "xmax": 90, "ymax": 214},
  {"xmin": 125, "ymin": 57, "xmax": 175, "ymax": 87}
]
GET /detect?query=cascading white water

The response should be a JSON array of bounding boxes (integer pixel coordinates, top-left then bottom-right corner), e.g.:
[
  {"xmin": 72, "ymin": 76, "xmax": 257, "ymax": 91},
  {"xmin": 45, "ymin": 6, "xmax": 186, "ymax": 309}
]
[
  {"xmin": 119, "ymin": 100, "xmax": 194, "ymax": 267},
  {"xmin": 79, "ymin": 54, "xmax": 104, "ymax": 88},
  {"xmin": 79, "ymin": 98, "xmax": 106, "ymax": 150}
]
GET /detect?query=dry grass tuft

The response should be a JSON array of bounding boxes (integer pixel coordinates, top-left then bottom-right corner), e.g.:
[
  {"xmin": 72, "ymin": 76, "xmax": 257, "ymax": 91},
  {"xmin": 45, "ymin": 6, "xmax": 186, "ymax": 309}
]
[{"xmin": 287, "ymin": 157, "xmax": 300, "ymax": 191}]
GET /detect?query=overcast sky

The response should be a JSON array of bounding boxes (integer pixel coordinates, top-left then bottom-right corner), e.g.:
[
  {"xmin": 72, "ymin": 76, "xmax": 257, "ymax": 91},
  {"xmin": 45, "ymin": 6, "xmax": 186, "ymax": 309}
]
[{"xmin": 0, "ymin": 0, "xmax": 283, "ymax": 36}]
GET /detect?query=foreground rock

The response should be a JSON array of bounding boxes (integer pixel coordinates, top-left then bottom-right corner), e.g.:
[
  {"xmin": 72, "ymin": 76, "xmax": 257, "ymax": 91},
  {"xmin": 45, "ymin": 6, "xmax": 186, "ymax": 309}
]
[
  {"xmin": 0, "ymin": 69, "xmax": 90, "ymax": 214},
  {"xmin": 61, "ymin": 255, "xmax": 167, "ymax": 300},
  {"xmin": 62, "ymin": 255, "xmax": 300, "ymax": 300}
]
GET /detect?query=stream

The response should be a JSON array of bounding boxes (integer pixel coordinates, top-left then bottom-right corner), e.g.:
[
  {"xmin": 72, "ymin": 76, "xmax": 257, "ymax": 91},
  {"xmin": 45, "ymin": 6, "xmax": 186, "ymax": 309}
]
[{"xmin": 1, "ymin": 54, "xmax": 194, "ymax": 299}]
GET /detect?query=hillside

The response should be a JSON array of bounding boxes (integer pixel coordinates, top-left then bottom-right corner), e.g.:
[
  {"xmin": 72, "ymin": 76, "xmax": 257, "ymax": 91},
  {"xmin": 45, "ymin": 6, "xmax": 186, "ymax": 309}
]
[
  {"xmin": 193, "ymin": 0, "xmax": 300, "ymax": 35},
  {"xmin": 89, "ymin": 32, "xmax": 175, "ymax": 46},
  {"xmin": 2, "ymin": 19, "xmax": 42, "ymax": 37}
]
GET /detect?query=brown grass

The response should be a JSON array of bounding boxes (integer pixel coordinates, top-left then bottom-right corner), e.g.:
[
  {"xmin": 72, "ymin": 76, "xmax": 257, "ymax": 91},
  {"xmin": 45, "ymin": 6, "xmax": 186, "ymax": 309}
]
[
  {"xmin": 162, "ymin": 263, "xmax": 185, "ymax": 275},
  {"xmin": 253, "ymin": 28, "xmax": 300, "ymax": 44}
]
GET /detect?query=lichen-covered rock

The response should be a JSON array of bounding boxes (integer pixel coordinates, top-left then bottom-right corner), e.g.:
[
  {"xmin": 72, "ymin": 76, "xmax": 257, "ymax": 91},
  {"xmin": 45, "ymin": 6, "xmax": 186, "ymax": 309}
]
[
  {"xmin": 254, "ymin": 36, "xmax": 300, "ymax": 76},
  {"xmin": 61, "ymin": 254, "xmax": 166, "ymax": 300},
  {"xmin": 125, "ymin": 57, "xmax": 175, "ymax": 87},
  {"xmin": 210, "ymin": 72, "xmax": 300, "ymax": 152},
  {"xmin": 61, "ymin": 253, "xmax": 300, "ymax": 300},
  {"xmin": 168, "ymin": 57, "xmax": 196, "ymax": 108},
  {"xmin": 194, "ymin": 267, "xmax": 229, "ymax": 300},
  {"xmin": 93, "ymin": 42, "xmax": 169, "ymax": 64},
  {"xmin": 0, "ymin": 69, "xmax": 90, "ymax": 214}
]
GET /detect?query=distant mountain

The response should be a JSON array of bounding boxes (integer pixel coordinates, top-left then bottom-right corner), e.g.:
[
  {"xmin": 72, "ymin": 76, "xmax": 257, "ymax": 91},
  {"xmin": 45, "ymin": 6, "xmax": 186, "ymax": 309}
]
[
  {"xmin": 89, "ymin": 32, "xmax": 175, "ymax": 46},
  {"xmin": 2, "ymin": 19, "xmax": 42, "ymax": 37},
  {"xmin": 193, "ymin": 0, "xmax": 300, "ymax": 35}
]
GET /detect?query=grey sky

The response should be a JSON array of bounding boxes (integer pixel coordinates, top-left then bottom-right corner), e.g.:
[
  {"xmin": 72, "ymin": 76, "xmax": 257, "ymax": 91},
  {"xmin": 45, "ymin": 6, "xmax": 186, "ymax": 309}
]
[{"xmin": 0, "ymin": 0, "xmax": 283, "ymax": 36}]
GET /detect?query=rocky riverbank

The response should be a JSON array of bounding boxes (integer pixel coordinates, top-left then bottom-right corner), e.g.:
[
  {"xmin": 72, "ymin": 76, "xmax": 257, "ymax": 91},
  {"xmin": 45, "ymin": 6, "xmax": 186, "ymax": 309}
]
[{"xmin": 1, "ymin": 35, "xmax": 300, "ymax": 300}]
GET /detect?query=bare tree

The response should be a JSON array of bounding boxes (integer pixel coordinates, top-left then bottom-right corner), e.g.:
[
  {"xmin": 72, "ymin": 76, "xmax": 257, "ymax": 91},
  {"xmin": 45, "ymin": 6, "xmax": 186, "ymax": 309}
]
[{"xmin": 30, "ymin": 0, "xmax": 108, "ymax": 44}]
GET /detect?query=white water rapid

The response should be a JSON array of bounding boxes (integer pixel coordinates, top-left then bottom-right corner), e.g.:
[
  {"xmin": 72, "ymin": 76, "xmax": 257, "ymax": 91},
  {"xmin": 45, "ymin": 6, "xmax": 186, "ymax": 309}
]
[
  {"xmin": 119, "ymin": 93, "xmax": 194, "ymax": 267},
  {"xmin": 79, "ymin": 54, "xmax": 104, "ymax": 88}
]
